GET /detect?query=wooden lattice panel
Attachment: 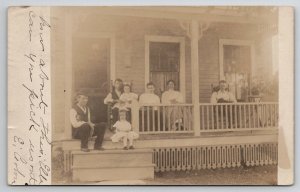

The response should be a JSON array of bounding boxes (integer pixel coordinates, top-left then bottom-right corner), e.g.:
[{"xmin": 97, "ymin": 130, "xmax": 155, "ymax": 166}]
[{"xmin": 153, "ymin": 143, "xmax": 277, "ymax": 172}]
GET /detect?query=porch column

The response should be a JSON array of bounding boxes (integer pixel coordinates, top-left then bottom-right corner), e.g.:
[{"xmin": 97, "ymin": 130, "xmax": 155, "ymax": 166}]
[
  {"xmin": 64, "ymin": 12, "xmax": 73, "ymax": 139},
  {"xmin": 191, "ymin": 20, "xmax": 201, "ymax": 136}
]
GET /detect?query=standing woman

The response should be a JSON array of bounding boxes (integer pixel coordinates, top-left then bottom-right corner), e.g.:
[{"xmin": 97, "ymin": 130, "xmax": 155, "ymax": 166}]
[{"xmin": 104, "ymin": 78, "xmax": 124, "ymax": 130}]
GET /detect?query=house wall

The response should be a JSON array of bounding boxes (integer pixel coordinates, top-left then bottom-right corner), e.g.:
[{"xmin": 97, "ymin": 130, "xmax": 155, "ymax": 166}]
[
  {"xmin": 198, "ymin": 22, "xmax": 277, "ymax": 102},
  {"xmin": 77, "ymin": 15, "xmax": 193, "ymax": 102}
]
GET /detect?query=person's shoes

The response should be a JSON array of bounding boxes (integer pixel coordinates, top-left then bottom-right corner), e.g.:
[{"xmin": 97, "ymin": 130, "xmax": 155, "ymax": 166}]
[
  {"xmin": 123, "ymin": 146, "xmax": 128, "ymax": 150},
  {"xmin": 94, "ymin": 146, "xmax": 105, "ymax": 151},
  {"xmin": 129, "ymin": 146, "xmax": 134, "ymax": 150},
  {"xmin": 81, "ymin": 148, "xmax": 90, "ymax": 152}
]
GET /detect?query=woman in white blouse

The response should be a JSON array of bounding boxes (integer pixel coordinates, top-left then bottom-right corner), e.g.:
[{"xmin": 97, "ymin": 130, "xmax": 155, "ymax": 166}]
[{"xmin": 161, "ymin": 80, "xmax": 184, "ymax": 131}]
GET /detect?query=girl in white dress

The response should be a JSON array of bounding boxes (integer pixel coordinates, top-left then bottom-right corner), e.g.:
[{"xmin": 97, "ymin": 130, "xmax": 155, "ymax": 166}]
[{"xmin": 110, "ymin": 109, "xmax": 139, "ymax": 150}]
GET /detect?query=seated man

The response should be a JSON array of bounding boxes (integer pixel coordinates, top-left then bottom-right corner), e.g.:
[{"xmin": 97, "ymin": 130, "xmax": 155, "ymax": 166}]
[
  {"xmin": 210, "ymin": 80, "xmax": 237, "ymax": 103},
  {"xmin": 70, "ymin": 93, "xmax": 106, "ymax": 152},
  {"xmin": 139, "ymin": 82, "xmax": 161, "ymax": 132}
]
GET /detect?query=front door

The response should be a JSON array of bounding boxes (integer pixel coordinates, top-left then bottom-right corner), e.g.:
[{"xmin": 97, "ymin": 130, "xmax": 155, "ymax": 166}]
[
  {"xmin": 73, "ymin": 37, "xmax": 110, "ymax": 123},
  {"xmin": 223, "ymin": 45, "xmax": 251, "ymax": 102}
]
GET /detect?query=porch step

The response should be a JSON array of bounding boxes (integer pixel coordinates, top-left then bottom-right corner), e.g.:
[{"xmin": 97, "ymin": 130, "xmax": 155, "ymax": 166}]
[{"xmin": 71, "ymin": 149, "xmax": 155, "ymax": 182}]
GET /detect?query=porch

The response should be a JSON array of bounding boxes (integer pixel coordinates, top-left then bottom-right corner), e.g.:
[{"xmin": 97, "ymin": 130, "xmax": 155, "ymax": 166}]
[
  {"xmin": 57, "ymin": 101, "xmax": 278, "ymax": 176},
  {"xmin": 50, "ymin": 7, "xmax": 279, "ymax": 182}
]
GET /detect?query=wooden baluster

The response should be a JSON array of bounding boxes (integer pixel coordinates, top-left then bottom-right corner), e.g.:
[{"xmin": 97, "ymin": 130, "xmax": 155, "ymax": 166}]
[
  {"xmin": 221, "ymin": 105, "xmax": 224, "ymax": 130},
  {"xmin": 141, "ymin": 106, "xmax": 145, "ymax": 132},
  {"xmin": 252, "ymin": 104, "xmax": 255, "ymax": 128},
  {"xmin": 257, "ymin": 103, "xmax": 260, "ymax": 129},
  {"xmin": 190, "ymin": 106, "xmax": 193, "ymax": 131},
  {"xmin": 201, "ymin": 105, "xmax": 204, "ymax": 131},
  {"xmin": 158, "ymin": 105, "xmax": 161, "ymax": 132},
  {"xmin": 238, "ymin": 104, "xmax": 242, "ymax": 129},
  {"xmin": 163, "ymin": 106, "xmax": 166, "ymax": 132},
  {"xmin": 211, "ymin": 105, "xmax": 215, "ymax": 130},
  {"xmin": 168, "ymin": 106, "xmax": 171, "ymax": 132},
  {"xmin": 266, "ymin": 104, "xmax": 270, "ymax": 127},
  {"xmin": 248, "ymin": 104, "xmax": 251, "ymax": 128},
  {"xmin": 216, "ymin": 105, "xmax": 219, "ymax": 130},
  {"xmin": 206, "ymin": 105, "xmax": 210, "ymax": 130},
  {"xmin": 225, "ymin": 104, "xmax": 228, "ymax": 129},
  {"xmin": 183, "ymin": 106, "xmax": 187, "ymax": 131},
  {"xmin": 152, "ymin": 106, "xmax": 155, "ymax": 132},
  {"xmin": 147, "ymin": 106, "xmax": 150, "ymax": 133},
  {"xmin": 230, "ymin": 104, "xmax": 233, "ymax": 129},
  {"xmin": 234, "ymin": 105, "xmax": 237, "ymax": 129},
  {"xmin": 243, "ymin": 104, "xmax": 246, "ymax": 129}
]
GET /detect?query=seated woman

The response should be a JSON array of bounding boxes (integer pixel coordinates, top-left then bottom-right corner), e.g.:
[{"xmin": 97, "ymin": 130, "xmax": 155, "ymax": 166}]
[
  {"xmin": 119, "ymin": 82, "xmax": 138, "ymax": 121},
  {"xmin": 210, "ymin": 80, "xmax": 237, "ymax": 104},
  {"xmin": 162, "ymin": 80, "xmax": 184, "ymax": 131},
  {"xmin": 139, "ymin": 82, "xmax": 161, "ymax": 132},
  {"xmin": 104, "ymin": 78, "xmax": 124, "ymax": 131}
]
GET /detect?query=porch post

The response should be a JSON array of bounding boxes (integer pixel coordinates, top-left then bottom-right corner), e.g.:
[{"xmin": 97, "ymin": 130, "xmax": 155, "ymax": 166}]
[
  {"xmin": 131, "ymin": 102, "xmax": 140, "ymax": 134},
  {"xmin": 191, "ymin": 20, "xmax": 201, "ymax": 136},
  {"xmin": 64, "ymin": 12, "xmax": 73, "ymax": 139}
]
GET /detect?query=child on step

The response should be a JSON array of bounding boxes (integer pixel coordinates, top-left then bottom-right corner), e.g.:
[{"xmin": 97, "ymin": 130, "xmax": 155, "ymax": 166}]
[{"xmin": 110, "ymin": 108, "xmax": 139, "ymax": 150}]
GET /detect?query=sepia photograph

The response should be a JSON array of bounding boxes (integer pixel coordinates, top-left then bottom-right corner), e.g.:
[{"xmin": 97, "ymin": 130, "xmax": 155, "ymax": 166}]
[
  {"xmin": 7, "ymin": 5, "xmax": 294, "ymax": 186},
  {"xmin": 49, "ymin": 6, "xmax": 284, "ymax": 185}
]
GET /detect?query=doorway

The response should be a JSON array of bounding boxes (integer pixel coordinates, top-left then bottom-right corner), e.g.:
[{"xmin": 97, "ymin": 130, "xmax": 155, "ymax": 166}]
[
  {"xmin": 219, "ymin": 39, "xmax": 254, "ymax": 102},
  {"xmin": 73, "ymin": 37, "xmax": 111, "ymax": 123}
]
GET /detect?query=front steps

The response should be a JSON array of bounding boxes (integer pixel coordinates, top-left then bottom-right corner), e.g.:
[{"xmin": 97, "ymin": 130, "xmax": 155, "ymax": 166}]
[{"xmin": 71, "ymin": 149, "xmax": 155, "ymax": 182}]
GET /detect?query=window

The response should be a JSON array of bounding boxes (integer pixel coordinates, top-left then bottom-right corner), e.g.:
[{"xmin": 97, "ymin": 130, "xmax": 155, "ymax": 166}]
[{"xmin": 149, "ymin": 42, "xmax": 180, "ymax": 96}]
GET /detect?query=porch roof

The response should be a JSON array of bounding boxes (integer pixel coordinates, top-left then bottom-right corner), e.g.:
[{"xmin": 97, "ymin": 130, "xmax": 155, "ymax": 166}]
[{"xmin": 67, "ymin": 6, "xmax": 277, "ymax": 25}]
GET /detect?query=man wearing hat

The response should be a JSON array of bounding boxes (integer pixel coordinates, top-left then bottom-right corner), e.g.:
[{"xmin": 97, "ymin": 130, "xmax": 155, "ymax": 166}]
[
  {"xmin": 70, "ymin": 92, "xmax": 106, "ymax": 152},
  {"xmin": 210, "ymin": 80, "xmax": 237, "ymax": 104}
]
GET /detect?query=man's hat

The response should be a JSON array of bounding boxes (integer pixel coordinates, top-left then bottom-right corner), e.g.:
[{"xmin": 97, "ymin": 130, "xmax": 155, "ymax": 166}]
[{"xmin": 75, "ymin": 90, "xmax": 88, "ymax": 97}]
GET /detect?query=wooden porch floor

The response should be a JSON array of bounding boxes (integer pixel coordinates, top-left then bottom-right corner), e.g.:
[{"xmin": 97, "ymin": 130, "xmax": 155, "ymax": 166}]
[{"xmin": 56, "ymin": 129, "xmax": 278, "ymax": 151}]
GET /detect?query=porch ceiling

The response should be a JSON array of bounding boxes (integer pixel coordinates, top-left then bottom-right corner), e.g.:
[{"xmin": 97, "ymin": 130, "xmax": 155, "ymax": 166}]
[{"xmin": 67, "ymin": 6, "xmax": 277, "ymax": 25}]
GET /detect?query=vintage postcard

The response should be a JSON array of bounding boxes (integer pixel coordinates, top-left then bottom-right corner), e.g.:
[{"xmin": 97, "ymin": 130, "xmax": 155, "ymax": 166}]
[{"xmin": 7, "ymin": 6, "xmax": 294, "ymax": 185}]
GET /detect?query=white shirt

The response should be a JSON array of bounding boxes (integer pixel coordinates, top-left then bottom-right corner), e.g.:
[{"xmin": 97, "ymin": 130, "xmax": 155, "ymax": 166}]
[
  {"xmin": 69, "ymin": 104, "xmax": 92, "ymax": 128},
  {"xmin": 210, "ymin": 90, "xmax": 237, "ymax": 104},
  {"xmin": 139, "ymin": 93, "xmax": 160, "ymax": 105},
  {"xmin": 161, "ymin": 90, "xmax": 184, "ymax": 104}
]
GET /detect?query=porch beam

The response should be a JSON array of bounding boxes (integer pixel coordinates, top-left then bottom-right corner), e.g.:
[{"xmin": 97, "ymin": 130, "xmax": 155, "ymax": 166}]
[
  {"xmin": 191, "ymin": 20, "xmax": 200, "ymax": 136},
  {"xmin": 69, "ymin": 7, "xmax": 276, "ymax": 25}
]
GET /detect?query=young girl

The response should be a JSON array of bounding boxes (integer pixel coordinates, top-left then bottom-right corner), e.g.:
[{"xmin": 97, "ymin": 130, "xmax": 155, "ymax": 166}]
[
  {"xmin": 119, "ymin": 83, "xmax": 138, "ymax": 121},
  {"xmin": 119, "ymin": 83, "xmax": 138, "ymax": 108},
  {"xmin": 110, "ymin": 108, "xmax": 139, "ymax": 150}
]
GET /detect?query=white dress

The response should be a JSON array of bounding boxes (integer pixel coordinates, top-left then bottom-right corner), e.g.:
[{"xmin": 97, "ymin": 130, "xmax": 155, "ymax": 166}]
[
  {"xmin": 119, "ymin": 92, "xmax": 138, "ymax": 109},
  {"xmin": 110, "ymin": 120, "xmax": 139, "ymax": 142}
]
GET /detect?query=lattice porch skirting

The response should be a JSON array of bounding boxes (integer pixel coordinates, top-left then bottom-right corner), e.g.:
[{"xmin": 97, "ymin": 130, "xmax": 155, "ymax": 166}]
[{"xmin": 153, "ymin": 143, "xmax": 278, "ymax": 172}]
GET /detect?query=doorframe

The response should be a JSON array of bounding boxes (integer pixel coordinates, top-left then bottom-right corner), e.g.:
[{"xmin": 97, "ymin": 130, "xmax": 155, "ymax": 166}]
[
  {"xmin": 145, "ymin": 35, "xmax": 186, "ymax": 101},
  {"xmin": 219, "ymin": 39, "xmax": 255, "ymax": 81},
  {"xmin": 73, "ymin": 32, "xmax": 116, "ymax": 83}
]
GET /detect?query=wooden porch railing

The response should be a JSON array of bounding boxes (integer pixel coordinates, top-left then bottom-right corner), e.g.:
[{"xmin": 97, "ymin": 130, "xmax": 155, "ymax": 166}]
[
  {"xmin": 199, "ymin": 102, "xmax": 278, "ymax": 132},
  {"xmin": 131, "ymin": 104, "xmax": 194, "ymax": 134}
]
